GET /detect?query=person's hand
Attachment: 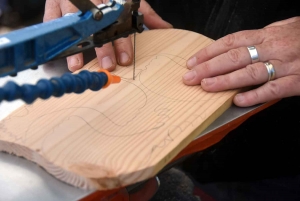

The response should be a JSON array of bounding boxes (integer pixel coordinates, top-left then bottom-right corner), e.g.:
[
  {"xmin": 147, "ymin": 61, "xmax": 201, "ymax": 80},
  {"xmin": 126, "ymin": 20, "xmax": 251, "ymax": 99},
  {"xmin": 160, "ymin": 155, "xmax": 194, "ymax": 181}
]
[
  {"xmin": 183, "ymin": 17, "xmax": 300, "ymax": 107},
  {"xmin": 44, "ymin": 0, "xmax": 172, "ymax": 72}
]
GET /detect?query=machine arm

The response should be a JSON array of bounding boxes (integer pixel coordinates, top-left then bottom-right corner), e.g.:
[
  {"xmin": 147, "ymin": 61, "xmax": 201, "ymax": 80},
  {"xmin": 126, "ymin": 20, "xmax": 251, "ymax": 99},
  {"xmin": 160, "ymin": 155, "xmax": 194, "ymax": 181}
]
[{"xmin": 0, "ymin": 0, "xmax": 144, "ymax": 78}]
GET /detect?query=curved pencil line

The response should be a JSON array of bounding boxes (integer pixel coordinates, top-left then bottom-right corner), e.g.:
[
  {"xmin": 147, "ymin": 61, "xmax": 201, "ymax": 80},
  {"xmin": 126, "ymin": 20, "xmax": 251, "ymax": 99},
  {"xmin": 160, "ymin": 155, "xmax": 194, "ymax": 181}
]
[{"xmin": 23, "ymin": 78, "xmax": 153, "ymax": 140}]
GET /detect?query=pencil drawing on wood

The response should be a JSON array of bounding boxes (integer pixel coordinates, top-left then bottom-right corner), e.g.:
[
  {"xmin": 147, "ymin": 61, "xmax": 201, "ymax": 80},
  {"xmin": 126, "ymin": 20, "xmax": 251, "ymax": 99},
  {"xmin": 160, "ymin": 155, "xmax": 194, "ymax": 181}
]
[{"xmin": 0, "ymin": 29, "xmax": 238, "ymax": 190}]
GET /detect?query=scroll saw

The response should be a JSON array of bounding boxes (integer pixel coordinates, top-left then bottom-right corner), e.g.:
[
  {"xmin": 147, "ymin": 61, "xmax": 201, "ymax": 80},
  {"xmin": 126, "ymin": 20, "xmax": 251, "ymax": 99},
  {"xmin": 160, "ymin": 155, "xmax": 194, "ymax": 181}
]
[{"xmin": 0, "ymin": 0, "xmax": 143, "ymax": 104}]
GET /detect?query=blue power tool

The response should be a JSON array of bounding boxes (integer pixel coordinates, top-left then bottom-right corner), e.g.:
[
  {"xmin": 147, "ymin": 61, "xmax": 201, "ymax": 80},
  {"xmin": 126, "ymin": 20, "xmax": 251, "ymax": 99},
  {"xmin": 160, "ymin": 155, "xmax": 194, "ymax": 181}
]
[{"xmin": 0, "ymin": 0, "xmax": 144, "ymax": 103}]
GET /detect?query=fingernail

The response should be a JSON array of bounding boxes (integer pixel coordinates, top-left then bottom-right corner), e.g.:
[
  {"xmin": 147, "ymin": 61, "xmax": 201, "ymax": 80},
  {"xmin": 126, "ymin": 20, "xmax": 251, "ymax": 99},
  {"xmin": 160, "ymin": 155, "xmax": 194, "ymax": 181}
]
[
  {"xmin": 69, "ymin": 57, "xmax": 79, "ymax": 71},
  {"xmin": 183, "ymin": 70, "xmax": 196, "ymax": 81},
  {"xmin": 187, "ymin": 57, "xmax": 197, "ymax": 68},
  {"xmin": 102, "ymin": 56, "xmax": 113, "ymax": 69},
  {"xmin": 235, "ymin": 94, "xmax": 244, "ymax": 103},
  {"xmin": 201, "ymin": 78, "xmax": 215, "ymax": 86},
  {"xmin": 119, "ymin": 52, "xmax": 129, "ymax": 64}
]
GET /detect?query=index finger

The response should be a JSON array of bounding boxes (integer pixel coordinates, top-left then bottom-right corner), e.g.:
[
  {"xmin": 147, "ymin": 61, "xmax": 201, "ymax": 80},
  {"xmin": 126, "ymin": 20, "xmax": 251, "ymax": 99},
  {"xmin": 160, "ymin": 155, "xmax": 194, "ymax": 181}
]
[
  {"xmin": 44, "ymin": 0, "xmax": 62, "ymax": 22},
  {"xmin": 187, "ymin": 29, "xmax": 266, "ymax": 68}
]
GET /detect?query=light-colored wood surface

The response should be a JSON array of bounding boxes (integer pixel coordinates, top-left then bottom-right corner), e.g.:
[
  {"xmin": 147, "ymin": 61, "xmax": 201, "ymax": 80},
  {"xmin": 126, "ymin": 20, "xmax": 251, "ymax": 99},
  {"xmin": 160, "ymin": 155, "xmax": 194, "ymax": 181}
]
[{"xmin": 0, "ymin": 29, "xmax": 239, "ymax": 190}]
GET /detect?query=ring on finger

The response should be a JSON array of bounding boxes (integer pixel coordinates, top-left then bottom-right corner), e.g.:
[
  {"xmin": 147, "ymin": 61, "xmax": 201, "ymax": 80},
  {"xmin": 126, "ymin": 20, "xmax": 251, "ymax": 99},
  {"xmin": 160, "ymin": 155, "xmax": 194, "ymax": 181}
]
[
  {"xmin": 247, "ymin": 46, "xmax": 259, "ymax": 63},
  {"xmin": 264, "ymin": 62, "xmax": 276, "ymax": 81}
]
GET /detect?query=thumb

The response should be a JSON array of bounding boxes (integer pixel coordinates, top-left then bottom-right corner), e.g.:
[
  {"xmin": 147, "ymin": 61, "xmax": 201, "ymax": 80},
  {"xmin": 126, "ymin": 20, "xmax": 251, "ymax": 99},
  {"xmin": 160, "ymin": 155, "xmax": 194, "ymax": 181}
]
[{"xmin": 139, "ymin": 0, "xmax": 173, "ymax": 29}]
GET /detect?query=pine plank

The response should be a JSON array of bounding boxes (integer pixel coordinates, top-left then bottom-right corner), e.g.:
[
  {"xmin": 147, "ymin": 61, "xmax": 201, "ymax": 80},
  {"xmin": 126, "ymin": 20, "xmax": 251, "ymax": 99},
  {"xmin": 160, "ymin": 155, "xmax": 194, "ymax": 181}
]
[{"xmin": 0, "ymin": 29, "xmax": 238, "ymax": 190}]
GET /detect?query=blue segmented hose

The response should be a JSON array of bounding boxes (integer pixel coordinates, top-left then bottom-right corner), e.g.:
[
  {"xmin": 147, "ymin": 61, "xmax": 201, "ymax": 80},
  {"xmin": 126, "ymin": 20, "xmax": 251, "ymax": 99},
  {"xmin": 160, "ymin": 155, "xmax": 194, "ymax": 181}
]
[{"xmin": 0, "ymin": 70, "xmax": 118, "ymax": 104}]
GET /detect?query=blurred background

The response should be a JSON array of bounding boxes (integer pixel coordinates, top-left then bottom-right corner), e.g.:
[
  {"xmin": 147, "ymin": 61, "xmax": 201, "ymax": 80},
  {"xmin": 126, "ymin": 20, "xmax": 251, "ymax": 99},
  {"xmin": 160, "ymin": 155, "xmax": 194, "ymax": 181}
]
[{"xmin": 0, "ymin": 0, "xmax": 45, "ymax": 29}]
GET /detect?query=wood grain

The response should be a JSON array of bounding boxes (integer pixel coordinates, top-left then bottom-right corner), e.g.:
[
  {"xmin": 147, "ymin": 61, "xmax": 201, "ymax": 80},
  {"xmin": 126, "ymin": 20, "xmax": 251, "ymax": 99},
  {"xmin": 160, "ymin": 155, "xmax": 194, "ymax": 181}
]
[{"xmin": 0, "ymin": 29, "xmax": 239, "ymax": 190}]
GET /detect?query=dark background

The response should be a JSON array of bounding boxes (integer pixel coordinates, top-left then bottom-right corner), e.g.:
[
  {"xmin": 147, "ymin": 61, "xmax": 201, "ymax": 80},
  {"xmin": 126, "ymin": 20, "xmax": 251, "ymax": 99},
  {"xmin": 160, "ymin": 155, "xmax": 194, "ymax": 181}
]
[
  {"xmin": 0, "ymin": 0, "xmax": 45, "ymax": 27},
  {"xmin": 147, "ymin": 0, "xmax": 300, "ymax": 40}
]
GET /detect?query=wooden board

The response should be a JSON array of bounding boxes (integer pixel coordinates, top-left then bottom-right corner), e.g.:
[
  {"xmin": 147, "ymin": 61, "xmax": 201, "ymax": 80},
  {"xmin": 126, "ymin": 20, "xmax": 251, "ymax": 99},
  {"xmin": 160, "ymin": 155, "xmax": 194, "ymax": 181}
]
[{"xmin": 0, "ymin": 29, "xmax": 238, "ymax": 190}]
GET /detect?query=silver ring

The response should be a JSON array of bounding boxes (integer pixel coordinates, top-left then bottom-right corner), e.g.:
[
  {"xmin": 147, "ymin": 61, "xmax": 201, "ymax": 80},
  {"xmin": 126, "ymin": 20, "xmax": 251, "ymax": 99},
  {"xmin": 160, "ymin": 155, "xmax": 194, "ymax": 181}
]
[
  {"xmin": 247, "ymin": 46, "xmax": 259, "ymax": 63},
  {"xmin": 264, "ymin": 62, "xmax": 276, "ymax": 81}
]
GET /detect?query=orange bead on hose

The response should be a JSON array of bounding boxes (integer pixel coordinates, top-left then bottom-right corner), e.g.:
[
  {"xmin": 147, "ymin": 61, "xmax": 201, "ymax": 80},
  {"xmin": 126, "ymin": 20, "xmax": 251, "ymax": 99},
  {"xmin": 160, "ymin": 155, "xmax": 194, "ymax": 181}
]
[{"xmin": 98, "ymin": 69, "xmax": 121, "ymax": 88}]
